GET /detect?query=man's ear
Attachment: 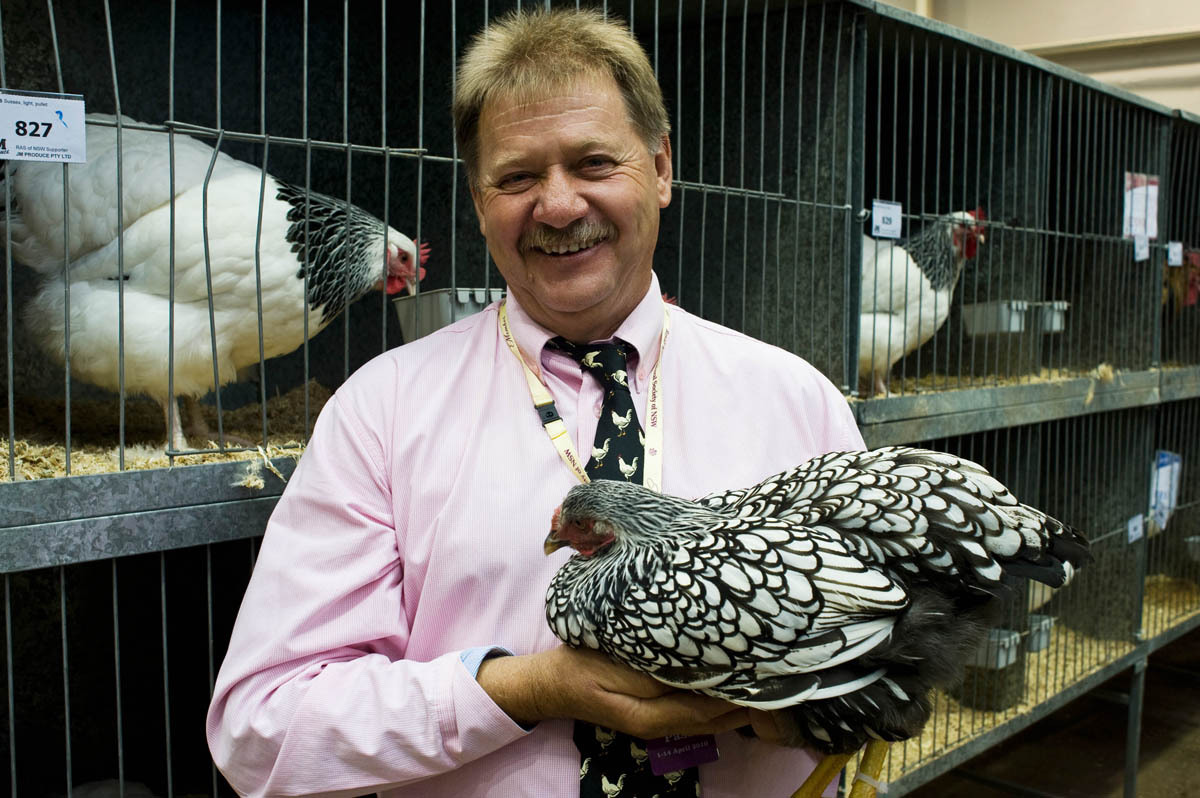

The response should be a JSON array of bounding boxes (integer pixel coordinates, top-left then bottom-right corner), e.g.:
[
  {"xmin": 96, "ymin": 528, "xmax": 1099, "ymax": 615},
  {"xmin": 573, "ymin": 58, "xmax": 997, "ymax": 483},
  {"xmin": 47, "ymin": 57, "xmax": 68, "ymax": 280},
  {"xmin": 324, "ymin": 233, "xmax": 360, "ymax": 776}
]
[{"xmin": 655, "ymin": 135, "xmax": 673, "ymax": 208}]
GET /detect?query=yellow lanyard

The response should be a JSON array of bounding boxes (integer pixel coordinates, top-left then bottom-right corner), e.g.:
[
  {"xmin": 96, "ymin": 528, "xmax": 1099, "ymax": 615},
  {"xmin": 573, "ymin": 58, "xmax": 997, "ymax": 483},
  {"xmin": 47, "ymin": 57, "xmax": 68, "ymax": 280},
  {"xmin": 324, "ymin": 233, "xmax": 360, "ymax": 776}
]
[{"xmin": 498, "ymin": 301, "xmax": 670, "ymax": 492}]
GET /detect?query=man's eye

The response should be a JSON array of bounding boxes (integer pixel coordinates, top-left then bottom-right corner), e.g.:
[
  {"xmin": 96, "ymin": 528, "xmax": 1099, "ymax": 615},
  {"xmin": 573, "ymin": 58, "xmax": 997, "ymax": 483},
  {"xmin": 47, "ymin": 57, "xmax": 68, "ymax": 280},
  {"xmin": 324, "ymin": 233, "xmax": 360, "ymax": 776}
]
[
  {"xmin": 498, "ymin": 173, "xmax": 533, "ymax": 190},
  {"xmin": 581, "ymin": 156, "xmax": 615, "ymax": 171}
]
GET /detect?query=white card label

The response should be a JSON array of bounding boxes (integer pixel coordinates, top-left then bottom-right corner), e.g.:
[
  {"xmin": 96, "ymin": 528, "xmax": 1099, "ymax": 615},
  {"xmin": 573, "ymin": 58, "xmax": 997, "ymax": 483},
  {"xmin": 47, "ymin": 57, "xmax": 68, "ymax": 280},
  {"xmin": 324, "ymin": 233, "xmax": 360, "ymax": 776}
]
[
  {"xmin": 1134, "ymin": 235, "xmax": 1149, "ymax": 262},
  {"xmin": 871, "ymin": 200, "xmax": 902, "ymax": 239},
  {"xmin": 1122, "ymin": 172, "xmax": 1158, "ymax": 240},
  {"xmin": 1168, "ymin": 241, "xmax": 1184, "ymax": 267},
  {"xmin": 0, "ymin": 90, "xmax": 86, "ymax": 163},
  {"xmin": 1127, "ymin": 513, "xmax": 1144, "ymax": 544},
  {"xmin": 1150, "ymin": 450, "xmax": 1182, "ymax": 531}
]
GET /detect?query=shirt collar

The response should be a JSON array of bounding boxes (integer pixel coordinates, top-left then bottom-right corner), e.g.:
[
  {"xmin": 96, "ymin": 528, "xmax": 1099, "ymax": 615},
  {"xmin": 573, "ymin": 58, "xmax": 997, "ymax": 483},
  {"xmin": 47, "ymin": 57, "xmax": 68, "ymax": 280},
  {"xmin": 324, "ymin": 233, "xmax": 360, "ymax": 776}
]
[{"xmin": 504, "ymin": 272, "xmax": 667, "ymax": 380}]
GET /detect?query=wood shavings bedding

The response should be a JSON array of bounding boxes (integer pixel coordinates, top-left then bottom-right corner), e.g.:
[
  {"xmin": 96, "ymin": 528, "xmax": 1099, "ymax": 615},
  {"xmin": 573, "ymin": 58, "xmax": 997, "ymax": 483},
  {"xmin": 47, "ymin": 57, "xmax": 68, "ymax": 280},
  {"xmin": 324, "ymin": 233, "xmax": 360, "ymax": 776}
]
[{"xmin": 0, "ymin": 381, "xmax": 330, "ymax": 480}]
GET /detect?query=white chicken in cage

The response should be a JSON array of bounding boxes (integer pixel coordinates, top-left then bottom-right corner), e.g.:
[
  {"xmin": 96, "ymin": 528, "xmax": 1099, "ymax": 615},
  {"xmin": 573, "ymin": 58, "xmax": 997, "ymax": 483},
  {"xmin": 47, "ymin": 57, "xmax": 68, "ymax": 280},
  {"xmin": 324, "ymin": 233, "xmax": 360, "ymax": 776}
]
[
  {"xmin": 858, "ymin": 207, "xmax": 987, "ymax": 396},
  {"xmin": 2, "ymin": 113, "xmax": 428, "ymax": 450}
]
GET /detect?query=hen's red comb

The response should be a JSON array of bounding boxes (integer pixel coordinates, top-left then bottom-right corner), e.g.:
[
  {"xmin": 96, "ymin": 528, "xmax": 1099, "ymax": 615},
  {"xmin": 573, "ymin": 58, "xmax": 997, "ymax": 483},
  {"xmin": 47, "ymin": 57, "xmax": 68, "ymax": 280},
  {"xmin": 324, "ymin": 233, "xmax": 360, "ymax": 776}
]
[{"xmin": 419, "ymin": 242, "xmax": 432, "ymax": 265}]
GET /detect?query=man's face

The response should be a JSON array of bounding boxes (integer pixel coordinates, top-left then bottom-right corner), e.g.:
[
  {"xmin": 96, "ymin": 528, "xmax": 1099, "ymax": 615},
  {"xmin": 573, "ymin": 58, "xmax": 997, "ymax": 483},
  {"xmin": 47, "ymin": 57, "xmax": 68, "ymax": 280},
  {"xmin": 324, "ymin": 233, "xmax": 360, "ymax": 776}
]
[{"xmin": 471, "ymin": 74, "xmax": 672, "ymax": 342}]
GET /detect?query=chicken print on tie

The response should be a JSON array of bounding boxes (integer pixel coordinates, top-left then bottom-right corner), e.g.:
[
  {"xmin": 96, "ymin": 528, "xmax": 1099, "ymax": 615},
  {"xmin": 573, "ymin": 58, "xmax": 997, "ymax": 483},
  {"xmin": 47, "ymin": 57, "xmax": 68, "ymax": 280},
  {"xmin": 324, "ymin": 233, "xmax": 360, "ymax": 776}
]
[
  {"xmin": 618, "ymin": 456, "xmax": 639, "ymax": 481},
  {"xmin": 611, "ymin": 409, "xmax": 633, "ymax": 436},
  {"xmin": 601, "ymin": 775, "xmax": 626, "ymax": 797}
]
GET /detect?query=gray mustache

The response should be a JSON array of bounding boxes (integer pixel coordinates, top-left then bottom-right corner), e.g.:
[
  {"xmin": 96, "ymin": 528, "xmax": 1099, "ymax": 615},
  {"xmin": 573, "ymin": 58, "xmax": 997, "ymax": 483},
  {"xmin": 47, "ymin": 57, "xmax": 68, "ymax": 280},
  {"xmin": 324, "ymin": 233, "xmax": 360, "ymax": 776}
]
[{"xmin": 519, "ymin": 220, "xmax": 616, "ymax": 253}]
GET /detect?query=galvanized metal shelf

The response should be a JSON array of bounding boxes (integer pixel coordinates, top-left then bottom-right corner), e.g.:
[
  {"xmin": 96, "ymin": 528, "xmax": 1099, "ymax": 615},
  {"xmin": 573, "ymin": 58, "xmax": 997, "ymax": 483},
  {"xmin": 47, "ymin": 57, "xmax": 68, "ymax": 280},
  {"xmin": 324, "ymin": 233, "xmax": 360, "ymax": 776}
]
[
  {"xmin": 0, "ymin": 457, "xmax": 295, "ymax": 574},
  {"xmin": 858, "ymin": 368, "xmax": 1200, "ymax": 447},
  {"xmin": 1161, "ymin": 366, "xmax": 1200, "ymax": 403}
]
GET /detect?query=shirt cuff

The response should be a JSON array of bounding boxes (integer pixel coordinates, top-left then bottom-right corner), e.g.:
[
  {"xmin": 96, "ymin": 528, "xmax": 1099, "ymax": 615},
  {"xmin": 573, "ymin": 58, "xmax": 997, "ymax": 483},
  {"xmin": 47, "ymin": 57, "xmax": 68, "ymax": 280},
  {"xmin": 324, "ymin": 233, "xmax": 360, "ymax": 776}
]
[{"xmin": 459, "ymin": 645, "xmax": 514, "ymax": 678}]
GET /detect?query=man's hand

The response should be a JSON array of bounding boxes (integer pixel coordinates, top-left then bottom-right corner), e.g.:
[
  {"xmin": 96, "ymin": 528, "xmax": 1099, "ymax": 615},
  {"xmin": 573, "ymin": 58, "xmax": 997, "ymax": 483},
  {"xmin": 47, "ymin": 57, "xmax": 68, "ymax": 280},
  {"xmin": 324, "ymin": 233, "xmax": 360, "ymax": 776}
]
[{"xmin": 476, "ymin": 646, "xmax": 750, "ymax": 739}]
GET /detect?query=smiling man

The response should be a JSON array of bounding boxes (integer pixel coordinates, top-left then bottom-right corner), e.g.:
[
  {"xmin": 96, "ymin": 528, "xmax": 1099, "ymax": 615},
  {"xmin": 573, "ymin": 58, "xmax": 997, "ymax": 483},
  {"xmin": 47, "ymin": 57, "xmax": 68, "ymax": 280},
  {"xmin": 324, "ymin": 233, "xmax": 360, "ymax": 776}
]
[
  {"xmin": 468, "ymin": 74, "xmax": 671, "ymax": 343},
  {"xmin": 207, "ymin": 8, "xmax": 862, "ymax": 798}
]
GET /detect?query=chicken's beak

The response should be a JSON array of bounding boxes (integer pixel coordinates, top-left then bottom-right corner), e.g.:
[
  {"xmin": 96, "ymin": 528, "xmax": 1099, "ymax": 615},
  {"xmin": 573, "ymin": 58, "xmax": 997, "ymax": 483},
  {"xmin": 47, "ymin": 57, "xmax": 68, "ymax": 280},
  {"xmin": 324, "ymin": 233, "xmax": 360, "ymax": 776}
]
[
  {"xmin": 545, "ymin": 506, "xmax": 569, "ymax": 555},
  {"xmin": 544, "ymin": 530, "xmax": 570, "ymax": 555}
]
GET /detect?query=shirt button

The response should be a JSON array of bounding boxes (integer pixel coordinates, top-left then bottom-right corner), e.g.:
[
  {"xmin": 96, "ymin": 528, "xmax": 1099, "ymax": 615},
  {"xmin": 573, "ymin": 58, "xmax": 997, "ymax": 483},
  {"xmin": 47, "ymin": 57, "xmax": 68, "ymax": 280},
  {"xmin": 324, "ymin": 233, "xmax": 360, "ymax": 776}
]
[
  {"xmin": 594, "ymin": 402, "xmax": 602, "ymax": 418},
  {"xmin": 638, "ymin": 369, "xmax": 647, "ymax": 381}
]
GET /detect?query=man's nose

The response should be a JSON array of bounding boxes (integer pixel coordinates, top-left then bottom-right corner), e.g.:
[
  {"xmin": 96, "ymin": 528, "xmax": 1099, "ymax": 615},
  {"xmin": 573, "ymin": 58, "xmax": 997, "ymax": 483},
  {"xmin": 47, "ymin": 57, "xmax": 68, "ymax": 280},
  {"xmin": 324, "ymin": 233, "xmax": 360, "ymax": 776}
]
[{"xmin": 533, "ymin": 169, "xmax": 587, "ymax": 226}]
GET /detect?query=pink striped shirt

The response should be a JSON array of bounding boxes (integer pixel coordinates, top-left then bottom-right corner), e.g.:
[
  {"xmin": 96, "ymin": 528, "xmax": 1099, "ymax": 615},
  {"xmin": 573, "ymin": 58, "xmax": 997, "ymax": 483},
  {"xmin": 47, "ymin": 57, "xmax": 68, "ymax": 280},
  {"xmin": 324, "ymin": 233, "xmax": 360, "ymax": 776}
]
[{"xmin": 207, "ymin": 274, "xmax": 864, "ymax": 797}]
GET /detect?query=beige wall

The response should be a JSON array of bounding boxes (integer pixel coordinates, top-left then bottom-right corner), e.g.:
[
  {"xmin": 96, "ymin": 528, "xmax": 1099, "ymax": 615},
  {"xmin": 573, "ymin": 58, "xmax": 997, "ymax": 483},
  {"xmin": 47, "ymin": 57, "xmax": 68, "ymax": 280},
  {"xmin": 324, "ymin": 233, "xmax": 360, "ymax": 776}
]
[{"xmin": 877, "ymin": 0, "xmax": 1200, "ymax": 114}]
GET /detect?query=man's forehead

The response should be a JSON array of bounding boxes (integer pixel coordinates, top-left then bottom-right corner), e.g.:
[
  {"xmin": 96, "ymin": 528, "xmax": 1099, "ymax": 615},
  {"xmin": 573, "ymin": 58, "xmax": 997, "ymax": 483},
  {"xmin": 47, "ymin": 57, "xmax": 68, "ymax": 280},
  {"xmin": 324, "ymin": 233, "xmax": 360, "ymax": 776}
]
[
  {"xmin": 481, "ymin": 75, "xmax": 626, "ymax": 127},
  {"xmin": 477, "ymin": 79, "xmax": 641, "ymax": 167}
]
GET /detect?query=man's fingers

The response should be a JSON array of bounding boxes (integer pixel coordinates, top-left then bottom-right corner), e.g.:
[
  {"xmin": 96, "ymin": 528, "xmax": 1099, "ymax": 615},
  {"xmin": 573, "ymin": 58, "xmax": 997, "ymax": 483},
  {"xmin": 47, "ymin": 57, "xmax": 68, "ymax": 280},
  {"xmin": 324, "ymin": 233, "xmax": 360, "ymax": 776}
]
[
  {"xmin": 619, "ymin": 693, "xmax": 750, "ymax": 739},
  {"xmin": 748, "ymin": 708, "xmax": 785, "ymax": 744}
]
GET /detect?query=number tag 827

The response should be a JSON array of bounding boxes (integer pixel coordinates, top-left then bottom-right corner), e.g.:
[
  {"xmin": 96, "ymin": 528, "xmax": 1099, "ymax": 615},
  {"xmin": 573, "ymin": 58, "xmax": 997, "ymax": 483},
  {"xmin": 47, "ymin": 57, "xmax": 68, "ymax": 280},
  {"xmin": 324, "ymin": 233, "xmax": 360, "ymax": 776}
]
[
  {"xmin": 0, "ymin": 90, "xmax": 86, "ymax": 162},
  {"xmin": 15, "ymin": 120, "xmax": 53, "ymax": 137}
]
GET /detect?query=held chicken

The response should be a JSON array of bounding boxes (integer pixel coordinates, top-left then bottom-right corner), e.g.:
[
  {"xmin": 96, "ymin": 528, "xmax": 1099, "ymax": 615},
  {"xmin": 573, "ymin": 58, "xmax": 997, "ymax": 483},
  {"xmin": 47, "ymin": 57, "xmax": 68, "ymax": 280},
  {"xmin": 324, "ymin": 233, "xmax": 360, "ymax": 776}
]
[
  {"xmin": 3, "ymin": 114, "xmax": 428, "ymax": 449},
  {"xmin": 860, "ymin": 208, "xmax": 986, "ymax": 396},
  {"xmin": 544, "ymin": 446, "xmax": 1090, "ymax": 797}
]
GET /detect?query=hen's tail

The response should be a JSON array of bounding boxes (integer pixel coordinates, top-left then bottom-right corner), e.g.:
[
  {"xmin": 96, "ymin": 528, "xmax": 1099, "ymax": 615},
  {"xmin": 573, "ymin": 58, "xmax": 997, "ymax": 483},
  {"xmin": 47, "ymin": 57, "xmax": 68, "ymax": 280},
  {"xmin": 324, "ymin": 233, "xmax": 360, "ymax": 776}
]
[{"xmin": 997, "ymin": 506, "xmax": 1092, "ymax": 588}]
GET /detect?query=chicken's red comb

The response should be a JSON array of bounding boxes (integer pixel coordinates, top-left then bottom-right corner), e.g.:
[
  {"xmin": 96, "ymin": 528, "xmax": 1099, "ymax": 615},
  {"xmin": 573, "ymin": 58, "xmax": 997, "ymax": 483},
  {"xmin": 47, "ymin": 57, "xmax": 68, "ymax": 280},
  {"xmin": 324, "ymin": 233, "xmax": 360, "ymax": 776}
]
[
  {"xmin": 971, "ymin": 206, "xmax": 987, "ymax": 221},
  {"xmin": 419, "ymin": 242, "xmax": 432, "ymax": 265}
]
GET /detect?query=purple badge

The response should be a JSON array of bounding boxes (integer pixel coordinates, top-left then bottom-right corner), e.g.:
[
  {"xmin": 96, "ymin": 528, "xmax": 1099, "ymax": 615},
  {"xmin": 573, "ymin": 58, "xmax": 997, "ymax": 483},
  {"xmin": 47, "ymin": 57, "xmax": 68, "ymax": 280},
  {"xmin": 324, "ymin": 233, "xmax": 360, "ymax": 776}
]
[{"xmin": 646, "ymin": 733, "xmax": 720, "ymax": 775}]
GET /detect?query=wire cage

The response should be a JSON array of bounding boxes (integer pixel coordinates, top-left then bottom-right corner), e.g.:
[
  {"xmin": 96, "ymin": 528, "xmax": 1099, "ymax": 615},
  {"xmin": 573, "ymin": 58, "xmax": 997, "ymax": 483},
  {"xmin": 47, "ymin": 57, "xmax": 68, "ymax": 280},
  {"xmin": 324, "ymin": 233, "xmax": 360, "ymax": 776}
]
[
  {"xmin": 1162, "ymin": 113, "xmax": 1200, "ymax": 370},
  {"xmin": 3, "ymin": 539, "xmax": 257, "ymax": 798},
  {"xmin": 1043, "ymin": 84, "xmax": 1168, "ymax": 379},
  {"xmin": 862, "ymin": 17, "xmax": 1055, "ymax": 397},
  {"xmin": 1, "ymin": 1, "xmax": 1199, "ymax": 797},
  {"xmin": 856, "ymin": 9, "xmax": 1180, "ymax": 407},
  {"xmin": 654, "ymin": 0, "xmax": 859, "ymax": 389},
  {"xmin": 1143, "ymin": 398, "xmax": 1200, "ymax": 640},
  {"xmin": 2, "ymin": 0, "xmax": 447, "ymax": 475},
  {"xmin": 851, "ymin": 404, "xmax": 1200, "ymax": 792}
]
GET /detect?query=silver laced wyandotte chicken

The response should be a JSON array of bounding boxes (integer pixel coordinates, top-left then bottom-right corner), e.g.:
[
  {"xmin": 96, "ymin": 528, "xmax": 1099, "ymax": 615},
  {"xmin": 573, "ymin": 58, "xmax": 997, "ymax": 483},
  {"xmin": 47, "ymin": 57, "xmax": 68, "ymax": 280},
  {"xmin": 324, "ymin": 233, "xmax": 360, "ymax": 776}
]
[
  {"xmin": 3, "ymin": 114, "xmax": 428, "ymax": 450},
  {"xmin": 544, "ymin": 446, "xmax": 1091, "ymax": 798}
]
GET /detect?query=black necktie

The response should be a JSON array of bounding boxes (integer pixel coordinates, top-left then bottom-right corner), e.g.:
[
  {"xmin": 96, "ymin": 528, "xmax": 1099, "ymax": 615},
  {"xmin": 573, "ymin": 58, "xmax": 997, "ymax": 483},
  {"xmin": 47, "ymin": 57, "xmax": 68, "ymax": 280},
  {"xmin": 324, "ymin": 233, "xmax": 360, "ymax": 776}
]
[
  {"xmin": 550, "ymin": 338, "xmax": 644, "ymax": 483},
  {"xmin": 549, "ymin": 336, "xmax": 702, "ymax": 798}
]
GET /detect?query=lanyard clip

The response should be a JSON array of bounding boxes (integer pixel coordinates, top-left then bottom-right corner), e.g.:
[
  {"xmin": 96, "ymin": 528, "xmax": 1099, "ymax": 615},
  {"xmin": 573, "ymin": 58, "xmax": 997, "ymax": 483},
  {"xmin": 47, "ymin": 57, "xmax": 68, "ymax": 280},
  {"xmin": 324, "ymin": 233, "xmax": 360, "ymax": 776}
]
[{"xmin": 536, "ymin": 401, "xmax": 561, "ymax": 426}]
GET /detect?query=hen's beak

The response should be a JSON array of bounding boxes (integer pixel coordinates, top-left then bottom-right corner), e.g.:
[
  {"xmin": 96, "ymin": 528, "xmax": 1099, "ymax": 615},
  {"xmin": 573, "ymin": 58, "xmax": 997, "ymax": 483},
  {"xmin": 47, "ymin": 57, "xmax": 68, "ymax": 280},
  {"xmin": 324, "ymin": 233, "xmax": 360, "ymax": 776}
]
[
  {"xmin": 544, "ymin": 530, "xmax": 569, "ymax": 555},
  {"xmin": 545, "ymin": 506, "xmax": 568, "ymax": 555}
]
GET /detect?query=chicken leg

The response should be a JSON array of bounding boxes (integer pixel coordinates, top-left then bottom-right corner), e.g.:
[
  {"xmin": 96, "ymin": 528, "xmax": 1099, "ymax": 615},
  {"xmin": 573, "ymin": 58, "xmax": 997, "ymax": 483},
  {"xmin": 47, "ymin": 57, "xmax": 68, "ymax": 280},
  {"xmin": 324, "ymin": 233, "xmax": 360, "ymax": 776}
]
[
  {"xmin": 163, "ymin": 397, "xmax": 190, "ymax": 452},
  {"xmin": 791, "ymin": 740, "xmax": 889, "ymax": 798},
  {"xmin": 791, "ymin": 752, "xmax": 853, "ymax": 798},
  {"xmin": 163, "ymin": 395, "xmax": 255, "ymax": 452},
  {"xmin": 849, "ymin": 740, "xmax": 889, "ymax": 798}
]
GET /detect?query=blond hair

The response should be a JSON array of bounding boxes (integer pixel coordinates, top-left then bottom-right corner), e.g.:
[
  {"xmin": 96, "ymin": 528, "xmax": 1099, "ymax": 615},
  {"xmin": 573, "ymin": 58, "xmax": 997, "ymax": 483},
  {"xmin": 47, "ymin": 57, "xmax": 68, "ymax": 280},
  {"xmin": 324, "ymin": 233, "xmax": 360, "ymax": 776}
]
[{"xmin": 453, "ymin": 7, "xmax": 670, "ymax": 186}]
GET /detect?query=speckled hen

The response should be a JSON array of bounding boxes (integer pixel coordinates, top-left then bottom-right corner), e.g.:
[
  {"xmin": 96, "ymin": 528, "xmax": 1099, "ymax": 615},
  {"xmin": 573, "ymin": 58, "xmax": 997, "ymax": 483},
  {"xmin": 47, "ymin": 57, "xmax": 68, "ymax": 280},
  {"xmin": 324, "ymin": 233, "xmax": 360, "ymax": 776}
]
[{"xmin": 544, "ymin": 446, "xmax": 1090, "ymax": 795}]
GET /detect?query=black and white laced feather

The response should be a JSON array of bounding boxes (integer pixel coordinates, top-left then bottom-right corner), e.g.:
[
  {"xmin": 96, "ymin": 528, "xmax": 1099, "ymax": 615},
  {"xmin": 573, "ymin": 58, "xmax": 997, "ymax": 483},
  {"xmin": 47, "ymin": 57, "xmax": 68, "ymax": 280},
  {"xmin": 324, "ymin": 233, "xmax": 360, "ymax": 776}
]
[
  {"xmin": 544, "ymin": 446, "xmax": 1091, "ymax": 754},
  {"xmin": 274, "ymin": 181, "xmax": 398, "ymax": 323}
]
